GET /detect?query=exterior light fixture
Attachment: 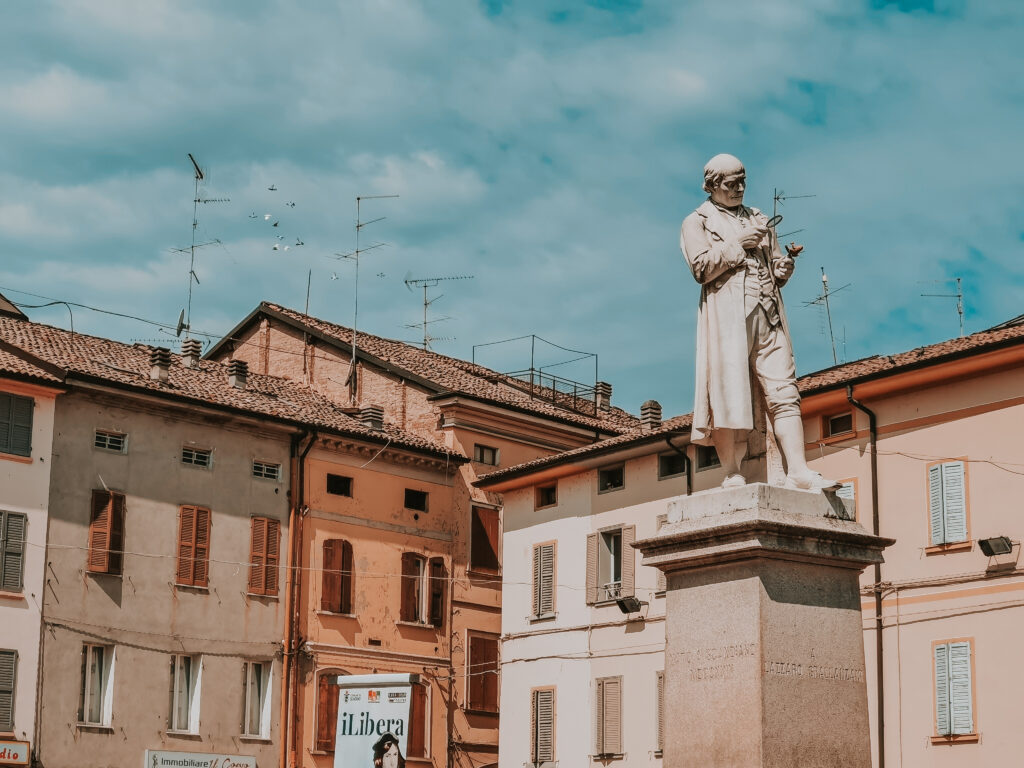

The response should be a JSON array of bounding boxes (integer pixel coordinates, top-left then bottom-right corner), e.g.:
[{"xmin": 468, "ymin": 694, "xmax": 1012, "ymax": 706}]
[
  {"xmin": 616, "ymin": 596, "xmax": 647, "ymax": 614},
  {"xmin": 978, "ymin": 536, "xmax": 1013, "ymax": 556}
]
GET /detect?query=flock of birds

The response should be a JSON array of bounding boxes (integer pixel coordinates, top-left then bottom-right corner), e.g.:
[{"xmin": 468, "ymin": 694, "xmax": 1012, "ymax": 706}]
[{"xmin": 249, "ymin": 184, "xmax": 305, "ymax": 252}]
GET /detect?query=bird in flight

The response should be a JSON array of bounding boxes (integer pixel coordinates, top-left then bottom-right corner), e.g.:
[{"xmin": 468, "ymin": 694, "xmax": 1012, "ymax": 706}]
[
  {"xmin": 295, "ymin": 238, "xmax": 304, "ymax": 246},
  {"xmin": 268, "ymin": 184, "xmax": 277, "ymax": 191}
]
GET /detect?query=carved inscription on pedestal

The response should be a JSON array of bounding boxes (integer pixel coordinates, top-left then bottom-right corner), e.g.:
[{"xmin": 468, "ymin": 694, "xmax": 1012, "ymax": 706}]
[
  {"xmin": 763, "ymin": 660, "xmax": 865, "ymax": 683},
  {"xmin": 682, "ymin": 642, "xmax": 756, "ymax": 682}
]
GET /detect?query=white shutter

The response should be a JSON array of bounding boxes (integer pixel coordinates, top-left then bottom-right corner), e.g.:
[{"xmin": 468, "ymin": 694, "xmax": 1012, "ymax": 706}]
[
  {"xmin": 836, "ymin": 482, "xmax": 855, "ymax": 500},
  {"xmin": 934, "ymin": 643, "xmax": 950, "ymax": 736},
  {"xmin": 928, "ymin": 465, "xmax": 945, "ymax": 545},
  {"xmin": 539, "ymin": 544, "xmax": 554, "ymax": 616},
  {"xmin": 941, "ymin": 462, "xmax": 967, "ymax": 544},
  {"xmin": 949, "ymin": 641, "xmax": 973, "ymax": 735},
  {"xmin": 655, "ymin": 515, "xmax": 668, "ymax": 593}
]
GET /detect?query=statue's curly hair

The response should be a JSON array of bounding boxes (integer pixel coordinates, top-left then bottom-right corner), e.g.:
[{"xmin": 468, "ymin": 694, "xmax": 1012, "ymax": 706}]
[{"xmin": 702, "ymin": 155, "xmax": 744, "ymax": 194}]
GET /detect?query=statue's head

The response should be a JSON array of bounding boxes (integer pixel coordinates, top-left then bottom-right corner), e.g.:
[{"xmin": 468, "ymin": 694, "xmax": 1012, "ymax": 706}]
[{"xmin": 703, "ymin": 153, "xmax": 745, "ymax": 208}]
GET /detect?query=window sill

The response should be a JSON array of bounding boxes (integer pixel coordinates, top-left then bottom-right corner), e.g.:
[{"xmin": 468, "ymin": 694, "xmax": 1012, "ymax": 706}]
[
  {"xmin": 930, "ymin": 733, "xmax": 979, "ymax": 745},
  {"xmin": 76, "ymin": 723, "xmax": 114, "ymax": 732},
  {"xmin": 529, "ymin": 612, "xmax": 557, "ymax": 622},
  {"xmin": 658, "ymin": 472, "xmax": 686, "ymax": 481},
  {"xmin": 395, "ymin": 620, "xmax": 437, "ymax": 630},
  {"xmin": 463, "ymin": 707, "xmax": 499, "ymax": 717},
  {"xmin": 467, "ymin": 568, "xmax": 502, "ymax": 579},
  {"xmin": 818, "ymin": 431, "xmax": 857, "ymax": 446},
  {"xmin": 317, "ymin": 610, "xmax": 357, "ymax": 619},
  {"xmin": 175, "ymin": 583, "xmax": 210, "ymax": 593},
  {"xmin": 535, "ymin": 503, "xmax": 557, "ymax": 511},
  {"xmin": 86, "ymin": 570, "xmax": 123, "ymax": 579},
  {"xmin": 0, "ymin": 590, "xmax": 26, "ymax": 602},
  {"xmin": 0, "ymin": 453, "xmax": 32, "ymax": 464},
  {"xmin": 925, "ymin": 541, "xmax": 973, "ymax": 555},
  {"xmin": 597, "ymin": 486, "xmax": 624, "ymax": 495},
  {"xmin": 166, "ymin": 730, "xmax": 202, "ymax": 739},
  {"xmin": 239, "ymin": 735, "xmax": 272, "ymax": 744},
  {"xmin": 246, "ymin": 592, "xmax": 280, "ymax": 600}
]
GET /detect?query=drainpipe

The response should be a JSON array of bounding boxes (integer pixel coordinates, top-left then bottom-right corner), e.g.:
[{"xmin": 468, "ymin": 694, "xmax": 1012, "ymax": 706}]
[
  {"xmin": 847, "ymin": 385, "xmax": 883, "ymax": 768},
  {"xmin": 664, "ymin": 433, "xmax": 692, "ymax": 495},
  {"xmin": 282, "ymin": 430, "xmax": 315, "ymax": 768}
]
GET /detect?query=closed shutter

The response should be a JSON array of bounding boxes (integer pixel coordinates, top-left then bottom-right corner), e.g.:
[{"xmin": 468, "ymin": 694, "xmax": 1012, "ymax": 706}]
[
  {"xmin": 532, "ymin": 688, "xmax": 554, "ymax": 763},
  {"xmin": 595, "ymin": 677, "xmax": 622, "ymax": 755},
  {"xmin": 408, "ymin": 683, "xmax": 427, "ymax": 757},
  {"xmin": 177, "ymin": 506, "xmax": 196, "ymax": 585},
  {"xmin": 655, "ymin": 514, "xmax": 668, "ymax": 593},
  {"xmin": 620, "ymin": 525, "xmax": 636, "ymax": 598},
  {"xmin": 429, "ymin": 557, "xmax": 447, "ymax": 627},
  {"xmin": 264, "ymin": 519, "xmax": 280, "ymax": 595},
  {"xmin": 532, "ymin": 545, "xmax": 541, "ymax": 616},
  {"xmin": 948, "ymin": 641, "xmax": 973, "ymax": 735},
  {"xmin": 656, "ymin": 671, "xmax": 664, "ymax": 752},
  {"xmin": 0, "ymin": 393, "xmax": 33, "ymax": 457},
  {"xmin": 108, "ymin": 493, "xmax": 125, "ymax": 575},
  {"xmin": 471, "ymin": 507, "xmax": 500, "ymax": 572},
  {"xmin": 934, "ymin": 644, "xmax": 950, "ymax": 735},
  {"xmin": 321, "ymin": 540, "xmax": 343, "ymax": 613},
  {"xmin": 339, "ymin": 540, "xmax": 353, "ymax": 614},
  {"xmin": 400, "ymin": 553, "xmax": 420, "ymax": 622},
  {"xmin": 2, "ymin": 512, "xmax": 27, "ymax": 591},
  {"xmin": 941, "ymin": 462, "xmax": 967, "ymax": 543},
  {"xmin": 532, "ymin": 544, "xmax": 554, "ymax": 617},
  {"xmin": 193, "ymin": 507, "xmax": 210, "ymax": 587},
  {"xmin": 88, "ymin": 490, "xmax": 123, "ymax": 574},
  {"xmin": 468, "ymin": 636, "xmax": 499, "ymax": 712},
  {"xmin": 249, "ymin": 518, "xmax": 267, "ymax": 594},
  {"xmin": 0, "ymin": 650, "xmax": 15, "ymax": 731},
  {"xmin": 585, "ymin": 533, "xmax": 598, "ymax": 605},
  {"xmin": 315, "ymin": 673, "xmax": 338, "ymax": 752},
  {"xmin": 928, "ymin": 464, "xmax": 945, "ymax": 545}
]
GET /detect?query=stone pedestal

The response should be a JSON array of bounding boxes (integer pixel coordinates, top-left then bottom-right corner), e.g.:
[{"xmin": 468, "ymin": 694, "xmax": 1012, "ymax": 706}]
[{"xmin": 634, "ymin": 484, "xmax": 893, "ymax": 768}]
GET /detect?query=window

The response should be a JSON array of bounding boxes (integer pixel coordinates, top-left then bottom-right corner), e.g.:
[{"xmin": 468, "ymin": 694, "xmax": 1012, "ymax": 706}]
[
  {"xmin": 594, "ymin": 676, "xmax": 622, "ymax": 757},
  {"xmin": 0, "ymin": 650, "xmax": 16, "ymax": 731},
  {"xmin": 176, "ymin": 506, "xmax": 211, "ymax": 588},
  {"xmin": 78, "ymin": 644, "xmax": 114, "ymax": 726},
  {"xmin": 658, "ymin": 451, "xmax": 687, "ymax": 479},
  {"xmin": 400, "ymin": 553, "xmax": 446, "ymax": 626},
  {"xmin": 934, "ymin": 640, "xmax": 974, "ymax": 737},
  {"xmin": 695, "ymin": 444, "xmax": 720, "ymax": 470},
  {"xmin": 168, "ymin": 655, "xmax": 201, "ymax": 733},
  {"xmin": 181, "ymin": 446, "xmax": 212, "ymax": 469},
  {"xmin": 93, "ymin": 430, "xmax": 126, "ymax": 453},
  {"xmin": 836, "ymin": 480, "xmax": 856, "ymax": 519},
  {"xmin": 315, "ymin": 672, "xmax": 343, "ymax": 752},
  {"xmin": 0, "ymin": 393, "xmax": 32, "ymax": 457},
  {"xmin": 531, "ymin": 543, "xmax": 555, "ymax": 619},
  {"xmin": 586, "ymin": 526, "xmax": 635, "ymax": 604},
  {"xmin": 242, "ymin": 661, "xmax": 271, "ymax": 738},
  {"xmin": 321, "ymin": 539, "xmax": 353, "ymax": 614},
  {"xmin": 407, "ymin": 682, "xmax": 429, "ymax": 758},
  {"xmin": 404, "ymin": 489, "xmax": 428, "ymax": 512},
  {"xmin": 470, "ymin": 507, "xmax": 500, "ymax": 573},
  {"xmin": 88, "ymin": 490, "xmax": 125, "ymax": 576},
  {"xmin": 656, "ymin": 671, "xmax": 664, "ymax": 753},
  {"xmin": 530, "ymin": 687, "xmax": 555, "ymax": 765},
  {"xmin": 823, "ymin": 411, "xmax": 854, "ymax": 438},
  {"xmin": 929, "ymin": 461, "xmax": 968, "ymax": 546},
  {"xmin": 1, "ymin": 511, "xmax": 27, "ymax": 592},
  {"xmin": 473, "ymin": 444, "xmax": 498, "ymax": 466},
  {"xmin": 535, "ymin": 484, "xmax": 557, "ymax": 509},
  {"xmin": 466, "ymin": 634, "xmax": 499, "ymax": 713},
  {"xmin": 597, "ymin": 464, "xmax": 624, "ymax": 493},
  {"xmin": 326, "ymin": 473, "xmax": 353, "ymax": 497},
  {"xmin": 252, "ymin": 460, "xmax": 280, "ymax": 480},
  {"xmin": 248, "ymin": 517, "xmax": 280, "ymax": 596}
]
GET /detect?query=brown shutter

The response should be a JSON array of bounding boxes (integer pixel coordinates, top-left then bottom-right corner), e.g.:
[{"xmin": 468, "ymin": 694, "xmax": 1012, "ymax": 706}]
[
  {"xmin": 408, "ymin": 683, "xmax": 427, "ymax": 757},
  {"xmin": 656, "ymin": 671, "xmax": 664, "ymax": 752},
  {"xmin": 585, "ymin": 533, "xmax": 598, "ymax": 605},
  {"xmin": 533, "ymin": 688, "xmax": 554, "ymax": 762},
  {"xmin": 594, "ymin": 678, "xmax": 604, "ymax": 755},
  {"xmin": 400, "ymin": 552, "xmax": 418, "ymax": 622},
  {"xmin": 109, "ymin": 493, "xmax": 125, "ymax": 575},
  {"xmin": 194, "ymin": 507, "xmax": 210, "ymax": 587},
  {"xmin": 315, "ymin": 673, "xmax": 338, "ymax": 752},
  {"xmin": 87, "ymin": 490, "xmax": 113, "ymax": 573},
  {"xmin": 531, "ymin": 545, "xmax": 542, "ymax": 617},
  {"xmin": 429, "ymin": 557, "xmax": 447, "ymax": 628},
  {"xmin": 539, "ymin": 544, "xmax": 554, "ymax": 615},
  {"xmin": 603, "ymin": 677, "xmax": 621, "ymax": 755},
  {"xmin": 468, "ymin": 636, "xmax": 485, "ymax": 711},
  {"xmin": 471, "ymin": 507, "xmax": 500, "ymax": 572},
  {"xmin": 177, "ymin": 506, "xmax": 197, "ymax": 585},
  {"xmin": 655, "ymin": 515, "xmax": 668, "ymax": 593},
  {"xmin": 468, "ymin": 635, "xmax": 499, "ymax": 712},
  {"xmin": 620, "ymin": 525, "xmax": 636, "ymax": 598},
  {"xmin": 264, "ymin": 518, "xmax": 280, "ymax": 595},
  {"xmin": 321, "ymin": 540, "xmax": 342, "ymax": 613},
  {"xmin": 249, "ymin": 518, "xmax": 267, "ymax": 594},
  {"xmin": 340, "ymin": 540, "xmax": 353, "ymax": 614}
]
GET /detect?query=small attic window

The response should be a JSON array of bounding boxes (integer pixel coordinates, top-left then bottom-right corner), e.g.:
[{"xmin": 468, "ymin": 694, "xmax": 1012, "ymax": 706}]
[
  {"xmin": 182, "ymin": 446, "xmax": 212, "ymax": 469},
  {"xmin": 405, "ymin": 489, "xmax": 428, "ymax": 512}
]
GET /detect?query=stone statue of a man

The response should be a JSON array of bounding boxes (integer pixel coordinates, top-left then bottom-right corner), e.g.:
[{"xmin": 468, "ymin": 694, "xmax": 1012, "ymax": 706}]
[{"xmin": 681, "ymin": 153, "xmax": 837, "ymax": 491}]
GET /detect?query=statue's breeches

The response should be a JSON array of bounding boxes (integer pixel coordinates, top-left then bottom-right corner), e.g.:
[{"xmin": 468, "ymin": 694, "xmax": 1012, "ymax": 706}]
[{"xmin": 746, "ymin": 306, "xmax": 800, "ymax": 419}]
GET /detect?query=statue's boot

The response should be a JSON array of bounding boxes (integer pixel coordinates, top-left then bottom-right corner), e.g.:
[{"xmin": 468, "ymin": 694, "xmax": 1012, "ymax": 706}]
[{"xmin": 784, "ymin": 468, "xmax": 841, "ymax": 491}]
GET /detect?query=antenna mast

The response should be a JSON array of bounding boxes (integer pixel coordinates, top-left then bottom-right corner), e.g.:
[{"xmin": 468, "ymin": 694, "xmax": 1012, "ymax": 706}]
[
  {"xmin": 403, "ymin": 275, "xmax": 474, "ymax": 350},
  {"xmin": 921, "ymin": 277, "xmax": 964, "ymax": 337},
  {"xmin": 181, "ymin": 154, "xmax": 228, "ymax": 340},
  {"xmin": 803, "ymin": 269, "xmax": 851, "ymax": 365}
]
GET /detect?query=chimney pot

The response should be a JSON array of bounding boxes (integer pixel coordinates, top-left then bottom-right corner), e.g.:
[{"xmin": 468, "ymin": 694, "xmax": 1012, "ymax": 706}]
[
  {"xmin": 149, "ymin": 347, "xmax": 172, "ymax": 382},
  {"xmin": 640, "ymin": 399, "xmax": 662, "ymax": 433},
  {"xmin": 227, "ymin": 359, "xmax": 248, "ymax": 389},
  {"xmin": 594, "ymin": 381, "xmax": 612, "ymax": 410},
  {"xmin": 181, "ymin": 338, "xmax": 203, "ymax": 368},
  {"xmin": 359, "ymin": 404, "xmax": 385, "ymax": 430}
]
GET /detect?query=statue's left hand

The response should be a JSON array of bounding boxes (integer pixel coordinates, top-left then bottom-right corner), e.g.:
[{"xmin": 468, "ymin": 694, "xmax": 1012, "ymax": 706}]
[{"xmin": 774, "ymin": 257, "xmax": 795, "ymax": 281}]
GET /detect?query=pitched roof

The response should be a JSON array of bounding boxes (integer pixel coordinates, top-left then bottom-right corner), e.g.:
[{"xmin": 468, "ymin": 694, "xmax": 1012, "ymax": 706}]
[
  {"xmin": 209, "ymin": 302, "xmax": 639, "ymax": 434},
  {"xmin": 478, "ymin": 317, "xmax": 1024, "ymax": 487},
  {"xmin": 0, "ymin": 341, "xmax": 63, "ymax": 384},
  {"xmin": 0, "ymin": 316, "xmax": 461, "ymax": 460}
]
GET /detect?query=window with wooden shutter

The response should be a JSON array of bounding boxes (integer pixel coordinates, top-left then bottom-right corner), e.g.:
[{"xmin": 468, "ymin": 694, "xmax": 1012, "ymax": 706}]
[
  {"xmin": 400, "ymin": 552, "xmax": 425, "ymax": 622},
  {"xmin": 620, "ymin": 525, "xmax": 635, "ymax": 599},
  {"xmin": 934, "ymin": 640, "xmax": 974, "ymax": 737},
  {"xmin": 531, "ymin": 543, "xmax": 555, "ymax": 618},
  {"xmin": 470, "ymin": 506, "xmax": 500, "ymax": 573},
  {"xmin": 467, "ymin": 634, "xmax": 499, "ymax": 712},
  {"xmin": 407, "ymin": 682, "xmax": 428, "ymax": 757},
  {"xmin": 248, "ymin": 517, "xmax": 280, "ymax": 596},
  {"xmin": 0, "ymin": 649, "xmax": 16, "ymax": 732},
  {"xmin": 1, "ymin": 511, "xmax": 27, "ymax": 592},
  {"xmin": 928, "ymin": 461, "xmax": 968, "ymax": 546},
  {"xmin": 656, "ymin": 671, "xmax": 664, "ymax": 752},
  {"xmin": 585, "ymin": 533, "xmax": 599, "ymax": 605},
  {"xmin": 0, "ymin": 393, "xmax": 33, "ymax": 457},
  {"xmin": 321, "ymin": 539, "xmax": 353, "ymax": 614},
  {"xmin": 87, "ymin": 490, "xmax": 125, "ymax": 575},
  {"xmin": 176, "ymin": 506, "xmax": 211, "ymax": 587},
  {"xmin": 315, "ymin": 672, "xmax": 342, "ymax": 752},
  {"xmin": 594, "ymin": 676, "xmax": 622, "ymax": 756},
  {"xmin": 530, "ymin": 687, "xmax": 555, "ymax": 764},
  {"xmin": 429, "ymin": 557, "xmax": 447, "ymax": 628}
]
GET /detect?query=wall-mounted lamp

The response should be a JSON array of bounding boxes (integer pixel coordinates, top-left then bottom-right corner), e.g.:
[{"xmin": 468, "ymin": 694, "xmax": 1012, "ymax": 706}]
[
  {"xmin": 616, "ymin": 596, "xmax": 648, "ymax": 615},
  {"xmin": 978, "ymin": 536, "xmax": 1013, "ymax": 556}
]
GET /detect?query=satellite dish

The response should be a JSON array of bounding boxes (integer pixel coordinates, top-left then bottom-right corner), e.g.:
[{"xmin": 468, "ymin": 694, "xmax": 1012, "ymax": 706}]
[{"xmin": 175, "ymin": 309, "xmax": 186, "ymax": 337}]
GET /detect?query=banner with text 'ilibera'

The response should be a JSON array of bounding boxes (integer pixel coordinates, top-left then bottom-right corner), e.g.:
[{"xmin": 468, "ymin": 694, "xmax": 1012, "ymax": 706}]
[{"xmin": 332, "ymin": 673, "xmax": 418, "ymax": 768}]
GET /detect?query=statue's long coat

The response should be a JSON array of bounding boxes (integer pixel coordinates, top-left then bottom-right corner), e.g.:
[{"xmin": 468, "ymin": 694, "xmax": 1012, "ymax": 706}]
[{"xmin": 680, "ymin": 199, "xmax": 791, "ymax": 445}]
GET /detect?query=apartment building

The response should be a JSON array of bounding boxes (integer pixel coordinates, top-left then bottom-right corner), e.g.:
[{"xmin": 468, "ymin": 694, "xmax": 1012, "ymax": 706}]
[
  {"xmin": 477, "ymin": 317, "xmax": 1024, "ymax": 768},
  {"xmin": 207, "ymin": 302, "xmax": 637, "ymax": 768}
]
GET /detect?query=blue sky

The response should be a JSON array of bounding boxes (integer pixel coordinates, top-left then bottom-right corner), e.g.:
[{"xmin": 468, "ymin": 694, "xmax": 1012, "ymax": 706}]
[{"xmin": 1, "ymin": 0, "xmax": 1021, "ymax": 417}]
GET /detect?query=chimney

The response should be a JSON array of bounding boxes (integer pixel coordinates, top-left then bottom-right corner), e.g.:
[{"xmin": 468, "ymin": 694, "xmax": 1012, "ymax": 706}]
[
  {"xmin": 149, "ymin": 347, "xmax": 171, "ymax": 382},
  {"xmin": 180, "ymin": 338, "xmax": 203, "ymax": 368},
  {"xmin": 594, "ymin": 381, "xmax": 612, "ymax": 411},
  {"xmin": 227, "ymin": 359, "xmax": 248, "ymax": 389},
  {"xmin": 640, "ymin": 399, "xmax": 662, "ymax": 433},
  {"xmin": 359, "ymin": 404, "xmax": 384, "ymax": 431}
]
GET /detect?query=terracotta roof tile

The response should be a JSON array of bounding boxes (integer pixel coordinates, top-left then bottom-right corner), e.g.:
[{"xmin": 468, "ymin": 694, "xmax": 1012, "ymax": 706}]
[
  {"xmin": 0, "ymin": 344, "xmax": 62, "ymax": 384},
  {"xmin": 0, "ymin": 316, "xmax": 460, "ymax": 459}
]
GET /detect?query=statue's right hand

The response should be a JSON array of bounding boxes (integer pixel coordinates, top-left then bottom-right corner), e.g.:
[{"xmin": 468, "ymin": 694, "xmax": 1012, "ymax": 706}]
[{"xmin": 737, "ymin": 224, "xmax": 768, "ymax": 250}]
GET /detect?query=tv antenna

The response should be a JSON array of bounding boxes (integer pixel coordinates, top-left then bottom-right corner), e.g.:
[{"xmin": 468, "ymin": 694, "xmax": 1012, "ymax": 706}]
[
  {"xmin": 403, "ymin": 274, "xmax": 474, "ymax": 350},
  {"xmin": 772, "ymin": 188, "xmax": 816, "ymax": 220},
  {"xmin": 180, "ymin": 153, "xmax": 228, "ymax": 339},
  {"xmin": 803, "ymin": 268, "xmax": 850, "ymax": 365},
  {"xmin": 921, "ymin": 277, "xmax": 964, "ymax": 337}
]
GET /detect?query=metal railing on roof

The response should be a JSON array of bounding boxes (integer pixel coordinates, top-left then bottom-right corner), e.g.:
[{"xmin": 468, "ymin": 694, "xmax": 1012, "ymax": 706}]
[{"xmin": 502, "ymin": 368, "xmax": 598, "ymax": 416}]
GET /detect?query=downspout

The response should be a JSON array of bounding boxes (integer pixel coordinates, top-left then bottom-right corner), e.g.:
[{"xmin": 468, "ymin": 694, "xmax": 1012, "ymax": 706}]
[
  {"xmin": 847, "ymin": 385, "xmax": 883, "ymax": 768},
  {"xmin": 282, "ymin": 430, "xmax": 315, "ymax": 768},
  {"xmin": 664, "ymin": 433, "xmax": 692, "ymax": 495}
]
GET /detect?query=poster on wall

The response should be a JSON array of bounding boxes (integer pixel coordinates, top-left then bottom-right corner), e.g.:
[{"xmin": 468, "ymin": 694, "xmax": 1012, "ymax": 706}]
[{"xmin": 332, "ymin": 673, "xmax": 418, "ymax": 768}]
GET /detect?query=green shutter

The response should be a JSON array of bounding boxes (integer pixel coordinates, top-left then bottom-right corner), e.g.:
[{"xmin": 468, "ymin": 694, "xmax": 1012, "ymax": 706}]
[
  {"xmin": 1, "ymin": 512, "xmax": 26, "ymax": 591},
  {"xmin": 0, "ymin": 650, "xmax": 16, "ymax": 731}
]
